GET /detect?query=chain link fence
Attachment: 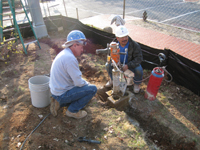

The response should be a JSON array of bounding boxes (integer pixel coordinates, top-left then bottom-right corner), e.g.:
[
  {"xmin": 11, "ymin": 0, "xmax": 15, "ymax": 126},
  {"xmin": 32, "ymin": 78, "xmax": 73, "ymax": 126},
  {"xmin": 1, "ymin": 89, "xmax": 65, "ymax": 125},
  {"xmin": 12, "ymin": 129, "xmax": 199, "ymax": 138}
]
[
  {"xmin": 3, "ymin": 0, "xmax": 198, "ymax": 62},
  {"xmin": 38, "ymin": 0, "xmax": 200, "ymax": 63},
  {"xmin": 39, "ymin": 0, "xmax": 200, "ymax": 31}
]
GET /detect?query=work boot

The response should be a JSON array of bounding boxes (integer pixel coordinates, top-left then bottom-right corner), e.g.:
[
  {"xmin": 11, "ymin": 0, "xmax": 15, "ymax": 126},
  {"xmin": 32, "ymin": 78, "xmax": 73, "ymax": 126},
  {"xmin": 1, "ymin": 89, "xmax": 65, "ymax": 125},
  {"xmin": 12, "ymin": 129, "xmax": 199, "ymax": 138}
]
[
  {"xmin": 66, "ymin": 110, "xmax": 87, "ymax": 119},
  {"xmin": 105, "ymin": 80, "xmax": 113, "ymax": 87},
  {"xmin": 50, "ymin": 97, "xmax": 60, "ymax": 117},
  {"xmin": 134, "ymin": 84, "xmax": 140, "ymax": 93}
]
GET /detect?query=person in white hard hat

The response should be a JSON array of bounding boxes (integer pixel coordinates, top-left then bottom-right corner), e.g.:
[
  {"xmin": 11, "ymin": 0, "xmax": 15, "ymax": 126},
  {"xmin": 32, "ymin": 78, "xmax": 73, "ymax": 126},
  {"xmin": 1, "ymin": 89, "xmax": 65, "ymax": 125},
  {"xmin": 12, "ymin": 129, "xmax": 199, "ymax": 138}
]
[
  {"xmin": 49, "ymin": 30, "xmax": 97, "ymax": 119},
  {"xmin": 105, "ymin": 26, "xmax": 143, "ymax": 93}
]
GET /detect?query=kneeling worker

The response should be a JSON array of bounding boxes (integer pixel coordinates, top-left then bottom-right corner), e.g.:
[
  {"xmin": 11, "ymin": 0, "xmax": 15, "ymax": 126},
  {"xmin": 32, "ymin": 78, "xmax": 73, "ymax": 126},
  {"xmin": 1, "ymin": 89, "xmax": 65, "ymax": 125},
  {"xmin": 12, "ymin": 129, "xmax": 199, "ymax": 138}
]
[
  {"xmin": 49, "ymin": 30, "xmax": 97, "ymax": 119},
  {"xmin": 105, "ymin": 25, "xmax": 143, "ymax": 93}
]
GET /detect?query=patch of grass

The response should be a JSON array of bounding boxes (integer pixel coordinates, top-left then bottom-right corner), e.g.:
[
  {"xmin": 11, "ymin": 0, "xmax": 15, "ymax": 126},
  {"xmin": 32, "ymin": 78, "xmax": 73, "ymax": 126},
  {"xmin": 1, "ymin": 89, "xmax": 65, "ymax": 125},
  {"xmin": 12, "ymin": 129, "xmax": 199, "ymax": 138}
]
[
  {"xmin": 87, "ymin": 53, "xmax": 92, "ymax": 57},
  {"xmin": 108, "ymin": 121, "xmax": 114, "ymax": 126},
  {"xmin": 13, "ymin": 88, "xmax": 18, "ymax": 92},
  {"xmin": 92, "ymin": 101, "xmax": 97, "ymax": 106},
  {"xmin": 13, "ymin": 70, "xmax": 18, "ymax": 75},
  {"xmin": 18, "ymin": 86, "xmax": 25, "ymax": 92},
  {"xmin": 171, "ymin": 118, "xmax": 177, "ymax": 124},
  {"xmin": 188, "ymin": 109, "xmax": 195, "ymax": 116},
  {"xmin": 1, "ymin": 70, "xmax": 6, "ymax": 75},
  {"xmin": 98, "ymin": 59, "xmax": 105, "ymax": 65},
  {"xmin": 156, "ymin": 100, "xmax": 162, "ymax": 105},
  {"xmin": 35, "ymin": 60, "xmax": 45, "ymax": 67},
  {"xmin": 101, "ymin": 108, "xmax": 150, "ymax": 149},
  {"xmin": 85, "ymin": 24, "xmax": 102, "ymax": 30},
  {"xmin": 12, "ymin": 86, "xmax": 25, "ymax": 93},
  {"xmin": 192, "ymin": 109, "xmax": 198, "ymax": 116},
  {"xmin": 161, "ymin": 108, "xmax": 168, "ymax": 116},
  {"xmin": 165, "ymin": 101, "xmax": 171, "ymax": 107},
  {"xmin": 95, "ymin": 64, "xmax": 105, "ymax": 70},
  {"xmin": 159, "ymin": 93, "xmax": 166, "ymax": 100},
  {"xmin": 128, "ymin": 132, "xmax": 147, "ymax": 149},
  {"xmin": 122, "ymin": 122, "xmax": 137, "ymax": 136}
]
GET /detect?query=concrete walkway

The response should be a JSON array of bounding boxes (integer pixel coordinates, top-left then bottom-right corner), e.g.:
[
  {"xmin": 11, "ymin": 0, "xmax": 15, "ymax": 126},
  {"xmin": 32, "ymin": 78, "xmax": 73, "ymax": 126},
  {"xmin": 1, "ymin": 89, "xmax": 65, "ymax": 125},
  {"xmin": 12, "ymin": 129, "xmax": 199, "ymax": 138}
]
[{"xmin": 80, "ymin": 14, "xmax": 200, "ymax": 64}]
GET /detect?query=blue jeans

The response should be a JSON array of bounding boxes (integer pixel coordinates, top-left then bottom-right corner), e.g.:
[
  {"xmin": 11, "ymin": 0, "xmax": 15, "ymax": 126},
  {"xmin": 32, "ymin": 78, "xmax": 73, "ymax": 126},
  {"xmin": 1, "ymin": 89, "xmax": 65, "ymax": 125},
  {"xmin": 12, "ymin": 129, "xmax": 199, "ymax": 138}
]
[
  {"xmin": 105, "ymin": 63, "xmax": 143, "ymax": 84},
  {"xmin": 52, "ymin": 84, "xmax": 97, "ymax": 113}
]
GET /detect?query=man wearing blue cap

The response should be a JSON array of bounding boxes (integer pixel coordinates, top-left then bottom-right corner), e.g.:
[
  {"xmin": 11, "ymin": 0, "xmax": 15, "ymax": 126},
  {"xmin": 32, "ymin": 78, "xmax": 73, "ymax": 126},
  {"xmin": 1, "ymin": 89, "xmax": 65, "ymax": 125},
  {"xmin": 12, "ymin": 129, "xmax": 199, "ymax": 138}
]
[{"xmin": 49, "ymin": 30, "xmax": 97, "ymax": 119}]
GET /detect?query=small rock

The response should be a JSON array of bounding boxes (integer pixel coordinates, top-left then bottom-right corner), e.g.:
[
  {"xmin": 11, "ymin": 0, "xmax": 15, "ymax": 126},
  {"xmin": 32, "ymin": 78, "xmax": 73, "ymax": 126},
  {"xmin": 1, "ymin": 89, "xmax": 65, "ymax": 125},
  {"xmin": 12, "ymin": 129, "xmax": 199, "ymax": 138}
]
[
  {"xmin": 3, "ymin": 137, "xmax": 9, "ymax": 140},
  {"xmin": 168, "ymin": 96, "xmax": 173, "ymax": 100},
  {"xmin": 104, "ymin": 136, "xmax": 107, "ymax": 140},
  {"xmin": 103, "ymin": 127, "xmax": 108, "ymax": 131},
  {"xmin": 17, "ymin": 134, "xmax": 21, "ymax": 138},
  {"xmin": 38, "ymin": 115, "xmax": 43, "ymax": 119},
  {"xmin": 17, "ymin": 142, "xmax": 21, "ymax": 147},
  {"xmin": 53, "ymin": 138, "xmax": 59, "ymax": 141},
  {"xmin": 82, "ymin": 146, "xmax": 87, "ymax": 150},
  {"xmin": 3, "ymin": 105, "xmax": 8, "ymax": 109},
  {"xmin": 65, "ymin": 140, "xmax": 69, "ymax": 143},
  {"xmin": 108, "ymin": 130, "xmax": 113, "ymax": 134},
  {"xmin": 116, "ymin": 117, "xmax": 122, "ymax": 122}
]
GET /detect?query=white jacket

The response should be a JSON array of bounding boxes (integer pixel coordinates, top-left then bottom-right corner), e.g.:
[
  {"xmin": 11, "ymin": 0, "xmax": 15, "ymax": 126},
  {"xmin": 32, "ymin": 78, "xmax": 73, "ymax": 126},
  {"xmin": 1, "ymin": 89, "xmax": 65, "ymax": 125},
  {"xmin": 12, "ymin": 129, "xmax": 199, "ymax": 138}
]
[{"xmin": 49, "ymin": 48, "xmax": 88, "ymax": 96}]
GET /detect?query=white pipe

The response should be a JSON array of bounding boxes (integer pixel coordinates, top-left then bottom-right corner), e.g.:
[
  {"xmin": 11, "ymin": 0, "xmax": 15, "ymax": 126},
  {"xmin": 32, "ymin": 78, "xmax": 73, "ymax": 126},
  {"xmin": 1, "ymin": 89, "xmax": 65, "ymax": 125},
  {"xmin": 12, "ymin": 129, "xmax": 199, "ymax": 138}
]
[{"xmin": 112, "ymin": 69, "xmax": 120, "ymax": 95}]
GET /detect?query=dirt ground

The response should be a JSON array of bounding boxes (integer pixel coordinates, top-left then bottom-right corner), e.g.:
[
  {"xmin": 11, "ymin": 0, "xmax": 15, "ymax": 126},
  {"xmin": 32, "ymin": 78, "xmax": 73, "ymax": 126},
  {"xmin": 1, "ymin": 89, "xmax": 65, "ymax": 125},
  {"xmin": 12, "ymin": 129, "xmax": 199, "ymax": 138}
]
[{"xmin": 0, "ymin": 29, "xmax": 200, "ymax": 150}]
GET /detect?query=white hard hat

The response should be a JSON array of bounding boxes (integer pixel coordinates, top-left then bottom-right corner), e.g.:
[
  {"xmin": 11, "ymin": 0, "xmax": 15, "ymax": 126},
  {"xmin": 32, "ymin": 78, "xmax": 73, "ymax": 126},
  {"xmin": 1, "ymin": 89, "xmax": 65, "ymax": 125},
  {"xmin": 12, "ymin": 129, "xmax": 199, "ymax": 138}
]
[{"xmin": 115, "ymin": 25, "xmax": 129, "ymax": 37}]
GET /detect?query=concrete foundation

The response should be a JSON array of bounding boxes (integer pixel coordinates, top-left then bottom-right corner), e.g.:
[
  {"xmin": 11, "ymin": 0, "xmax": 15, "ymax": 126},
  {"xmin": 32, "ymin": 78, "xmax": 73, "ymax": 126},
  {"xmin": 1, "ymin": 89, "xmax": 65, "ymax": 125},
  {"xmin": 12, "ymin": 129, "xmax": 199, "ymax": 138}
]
[
  {"xmin": 106, "ymin": 90, "xmax": 134, "ymax": 108},
  {"xmin": 33, "ymin": 24, "xmax": 48, "ymax": 39}
]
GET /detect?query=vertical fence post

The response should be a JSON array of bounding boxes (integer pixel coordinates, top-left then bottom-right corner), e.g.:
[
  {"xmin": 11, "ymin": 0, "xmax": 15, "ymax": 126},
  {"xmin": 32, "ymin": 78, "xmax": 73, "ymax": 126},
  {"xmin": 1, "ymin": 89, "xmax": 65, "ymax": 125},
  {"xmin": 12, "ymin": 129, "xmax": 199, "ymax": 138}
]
[
  {"xmin": 46, "ymin": 1, "xmax": 50, "ymax": 16},
  {"xmin": 123, "ymin": 0, "xmax": 125, "ymax": 19},
  {"xmin": 0, "ymin": 0, "xmax": 3, "ymax": 42},
  {"xmin": 62, "ymin": 0, "xmax": 68, "ymax": 16},
  {"xmin": 76, "ymin": 8, "xmax": 79, "ymax": 20}
]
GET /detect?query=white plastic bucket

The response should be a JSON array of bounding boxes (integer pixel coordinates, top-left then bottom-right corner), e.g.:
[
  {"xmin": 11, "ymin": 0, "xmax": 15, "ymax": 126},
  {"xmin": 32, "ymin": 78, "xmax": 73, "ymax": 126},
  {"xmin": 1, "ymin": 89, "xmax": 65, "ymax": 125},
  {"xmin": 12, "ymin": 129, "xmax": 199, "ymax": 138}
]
[{"xmin": 28, "ymin": 75, "xmax": 50, "ymax": 108}]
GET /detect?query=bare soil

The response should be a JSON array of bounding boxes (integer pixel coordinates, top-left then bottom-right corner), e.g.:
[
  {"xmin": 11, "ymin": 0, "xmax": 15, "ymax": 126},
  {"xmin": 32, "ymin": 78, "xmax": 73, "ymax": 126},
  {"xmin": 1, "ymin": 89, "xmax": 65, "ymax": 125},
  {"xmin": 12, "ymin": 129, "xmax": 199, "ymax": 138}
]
[{"xmin": 0, "ymin": 31, "xmax": 200, "ymax": 150}]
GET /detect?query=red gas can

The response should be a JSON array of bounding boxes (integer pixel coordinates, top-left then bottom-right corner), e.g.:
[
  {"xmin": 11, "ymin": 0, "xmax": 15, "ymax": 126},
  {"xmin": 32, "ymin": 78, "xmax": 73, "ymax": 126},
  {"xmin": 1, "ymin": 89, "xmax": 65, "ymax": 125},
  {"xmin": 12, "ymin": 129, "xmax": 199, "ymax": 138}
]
[{"xmin": 145, "ymin": 67, "xmax": 164, "ymax": 101}]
